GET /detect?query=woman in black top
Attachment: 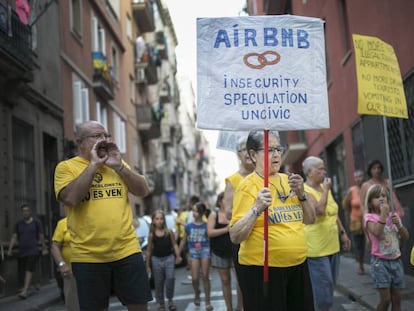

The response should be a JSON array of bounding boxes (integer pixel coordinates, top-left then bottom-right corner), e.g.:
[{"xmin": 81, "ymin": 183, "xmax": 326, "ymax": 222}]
[
  {"xmin": 208, "ymin": 192, "xmax": 237, "ymax": 311},
  {"xmin": 146, "ymin": 210, "xmax": 182, "ymax": 311}
]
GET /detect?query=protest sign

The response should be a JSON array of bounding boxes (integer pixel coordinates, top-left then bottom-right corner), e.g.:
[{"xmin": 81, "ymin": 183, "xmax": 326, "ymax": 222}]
[
  {"xmin": 216, "ymin": 131, "xmax": 249, "ymax": 152},
  {"xmin": 353, "ymin": 34, "xmax": 408, "ymax": 119},
  {"xmin": 197, "ymin": 15, "xmax": 329, "ymax": 131}
]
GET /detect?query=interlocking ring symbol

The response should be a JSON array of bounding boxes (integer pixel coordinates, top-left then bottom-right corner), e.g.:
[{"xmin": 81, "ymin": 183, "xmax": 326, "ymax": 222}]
[{"xmin": 243, "ymin": 51, "xmax": 281, "ymax": 69}]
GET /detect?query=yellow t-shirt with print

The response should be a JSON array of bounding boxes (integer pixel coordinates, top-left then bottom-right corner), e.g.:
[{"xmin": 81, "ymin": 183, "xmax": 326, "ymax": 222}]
[
  {"xmin": 177, "ymin": 210, "xmax": 188, "ymax": 239},
  {"xmin": 230, "ymin": 172, "xmax": 307, "ymax": 267},
  {"xmin": 52, "ymin": 217, "xmax": 72, "ymax": 265},
  {"xmin": 226, "ymin": 172, "xmax": 244, "ymax": 190},
  {"xmin": 304, "ymin": 185, "xmax": 340, "ymax": 257},
  {"xmin": 54, "ymin": 156, "xmax": 140, "ymax": 263}
]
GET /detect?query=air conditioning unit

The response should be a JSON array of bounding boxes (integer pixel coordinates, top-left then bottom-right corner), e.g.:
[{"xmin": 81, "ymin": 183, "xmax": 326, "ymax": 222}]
[{"xmin": 135, "ymin": 68, "xmax": 146, "ymax": 84}]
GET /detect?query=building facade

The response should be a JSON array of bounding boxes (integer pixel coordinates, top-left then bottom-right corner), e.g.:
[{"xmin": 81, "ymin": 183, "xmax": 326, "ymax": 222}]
[
  {"xmin": 0, "ymin": 0, "xmax": 216, "ymax": 296},
  {"xmin": 247, "ymin": 0, "xmax": 414, "ymax": 274}
]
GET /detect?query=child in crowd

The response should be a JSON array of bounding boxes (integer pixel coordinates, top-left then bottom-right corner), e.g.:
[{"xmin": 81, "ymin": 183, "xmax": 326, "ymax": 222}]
[
  {"xmin": 208, "ymin": 192, "xmax": 236, "ymax": 311},
  {"xmin": 364, "ymin": 184, "xmax": 409, "ymax": 311},
  {"xmin": 180, "ymin": 202, "xmax": 213, "ymax": 311},
  {"xmin": 146, "ymin": 210, "xmax": 182, "ymax": 311}
]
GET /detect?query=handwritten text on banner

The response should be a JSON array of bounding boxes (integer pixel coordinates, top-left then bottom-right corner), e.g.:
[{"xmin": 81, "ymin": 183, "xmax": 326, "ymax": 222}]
[
  {"xmin": 353, "ymin": 34, "xmax": 408, "ymax": 119},
  {"xmin": 196, "ymin": 15, "xmax": 329, "ymax": 131}
]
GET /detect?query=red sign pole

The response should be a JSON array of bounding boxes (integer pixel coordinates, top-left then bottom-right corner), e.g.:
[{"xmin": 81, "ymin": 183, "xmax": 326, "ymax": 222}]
[{"xmin": 263, "ymin": 130, "xmax": 269, "ymax": 296}]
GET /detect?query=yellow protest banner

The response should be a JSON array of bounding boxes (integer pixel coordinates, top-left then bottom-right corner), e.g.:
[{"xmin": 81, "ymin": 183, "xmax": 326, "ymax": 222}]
[{"xmin": 353, "ymin": 34, "xmax": 408, "ymax": 119}]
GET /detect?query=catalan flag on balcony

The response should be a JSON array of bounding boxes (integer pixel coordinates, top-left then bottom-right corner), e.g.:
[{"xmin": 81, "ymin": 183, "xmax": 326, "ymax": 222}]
[{"xmin": 92, "ymin": 51, "xmax": 106, "ymax": 70}]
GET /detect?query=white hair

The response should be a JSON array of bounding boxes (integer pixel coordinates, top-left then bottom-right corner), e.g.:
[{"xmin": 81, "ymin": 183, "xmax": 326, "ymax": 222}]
[{"xmin": 302, "ymin": 156, "xmax": 323, "ymax": 176}]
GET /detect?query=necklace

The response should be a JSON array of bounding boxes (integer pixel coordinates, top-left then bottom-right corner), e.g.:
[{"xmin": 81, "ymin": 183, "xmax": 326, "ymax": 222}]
[{"xmin": 255, "ymin": 171, "xmax": 293, "ymax": 202}]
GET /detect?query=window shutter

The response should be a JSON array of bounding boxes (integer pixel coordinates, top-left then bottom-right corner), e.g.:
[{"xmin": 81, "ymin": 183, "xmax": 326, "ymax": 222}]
[
  {"xmin": 92, "ymin": 16, "xmax": 98, "ymax": 51},
  {"xmin": 73, "ymin": 81, "xmax": 82, "ymax": 126},
  {"xmin": 81, "ymin": 87, "xmax": 89, "ymax": 121}
]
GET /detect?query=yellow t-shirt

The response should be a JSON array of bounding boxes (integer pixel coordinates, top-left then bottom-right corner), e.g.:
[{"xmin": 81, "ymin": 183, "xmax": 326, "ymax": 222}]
[
  {"xmin": 52, "ymin": 218, "xmax": 71, "ymax": 265},
  {"xmin": 230, "ymin": 172, "xmax": 307, "ymax": 267},
  {"xmin": 177, "ymin": 211, "xmax": 188, "ymax": 239},
  {"xmin": 225, "ymin": 172, "xmax": 244, "ymax": 190},
  {"xmin": 54, "ymin": 156, "xmax": 140, "ymax": 263},
  {"xmin": 304, "ymin": 185, "xmax": 340, "ymax": 257}
]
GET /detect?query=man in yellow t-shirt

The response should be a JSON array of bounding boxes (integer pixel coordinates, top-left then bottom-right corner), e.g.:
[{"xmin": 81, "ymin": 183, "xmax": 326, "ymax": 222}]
[
  {"xmin": 51, "ymin": 217, "xmax": 79, "ymax": 311},
  {"xmin": 223, "ymin": 137, "xmax": 254, "ymax": 311},
  {"xmin": 54, "ymin": 121, "xmax": 152, "ymax": 311},
  {"xmin": 302, "ymin": 156, "xmax": 351, "ymax": 311}
]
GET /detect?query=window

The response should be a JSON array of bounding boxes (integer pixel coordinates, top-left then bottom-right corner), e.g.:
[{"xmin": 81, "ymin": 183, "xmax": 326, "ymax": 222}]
[
  {"xmin": 130, "ymin": 76, "xmax": 135, "ymax": 103},
  {"xmin": 71, "ymin": 0, "xmax": 82, "ymax": 37},
  {"xmin": 388, "ymin": 70, "xmax": 414, "ymax": 183},
  {"xmin": 126, "ymin": 14, "xmax": 132, "ymax": 40},
  {"xmin": 73, "ymin": 76, "xmax": 90, "ymax": 129},
  {"xmin": 107, "ymin": 0, "xmax": 120, "ymax": 19},
  {"xmin": 96, "ymin": 102, "xmax": 108, "ymax": 130},
  {"xmin": 113, "ymin": 114, "xmax": 126, "ymax": 153},
  {"xmin": 12, "ymin": 118, "xmax": 36, "ymax": 210},
  {"xmin": 111, "ymin": 45, "xmax": 119, "ymax": 81},
  {"xmin": 132, "ymin": 139, "xmax": 139, "ymax": 170},
  {"xmin": 92, "ymin": 16, "xmax": 106, "ymax": 53},
  {"xmin": 339, "ymin": 0, "xmax": 351, "ymax": 55},
  {"xmin": 351, "ymin": 120, "xmax": 366, "ymax": 172}
]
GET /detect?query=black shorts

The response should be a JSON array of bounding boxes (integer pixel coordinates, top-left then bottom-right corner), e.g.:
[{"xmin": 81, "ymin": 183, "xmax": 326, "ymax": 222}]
[
  {"xmin": 72, "ymin": 253, "xmax": 152, "ymax": 311},
  {"xmin": 237, "ymin": 260, "xmax": 315, "ymax": 311},
  {"xmin": 18, "ymin": 255, "xmax": 39, "ymax": 273}
]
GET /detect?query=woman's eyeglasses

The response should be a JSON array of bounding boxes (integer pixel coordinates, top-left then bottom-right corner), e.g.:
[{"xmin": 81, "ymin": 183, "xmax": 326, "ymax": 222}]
[
  {"xmin": 82, "ymin": 133, "xmax": 111, "ymax": 139},
  {"xmin": 256, "ymin": 146, "xmax": 286, "ymax": 156}
]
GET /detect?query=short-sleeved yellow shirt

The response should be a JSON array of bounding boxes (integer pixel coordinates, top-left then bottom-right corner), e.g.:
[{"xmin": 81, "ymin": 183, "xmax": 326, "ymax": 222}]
[
  {"xmin": 304, "ymin": 185, "xmax": 340, "ymax": 257},
  {"xmin": 230, "ymin": 172, "xmax": 307, "ymax": 267},
  {"xmin": 52, "ymin": 217, "xmax": 71, "ymax": 265},
  {"xmin": 54, "ymin": 156, "xmax": 140, "ymax": 263}
]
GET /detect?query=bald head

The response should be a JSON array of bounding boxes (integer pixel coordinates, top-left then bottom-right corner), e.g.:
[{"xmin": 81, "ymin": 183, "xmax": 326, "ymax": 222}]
[{"xmin": 76, "ymin": 121, "xmax": 106, "ymax": 138}]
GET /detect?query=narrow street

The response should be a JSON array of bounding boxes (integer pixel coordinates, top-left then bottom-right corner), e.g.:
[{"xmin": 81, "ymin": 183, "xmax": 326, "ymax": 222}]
[{"xmin": 44, "ymin": 265, "xmax": 368, "ymax": 311}]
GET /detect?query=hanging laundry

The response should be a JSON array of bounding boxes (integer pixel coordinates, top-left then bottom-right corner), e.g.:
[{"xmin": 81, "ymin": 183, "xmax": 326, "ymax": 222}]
[{"xmin": 15, "ymin": 0, "xmax": 30, "ymax": 25}]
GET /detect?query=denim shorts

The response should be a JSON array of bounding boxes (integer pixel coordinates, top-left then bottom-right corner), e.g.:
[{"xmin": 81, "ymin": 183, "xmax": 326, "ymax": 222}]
[
  {"xmin": 189, "ymin": 247, "xmax": 210, "ymax": 260},
  {"xmin": 370, "ymin": 256, "xmax": 405, "ymax": 289},
  {"xmin": 211, "ymin": 252, "xmax": 233, "ymax": 269},
  {"xmin": 72, "ymin": 253, "xmax": 152, "ymax": 311}
]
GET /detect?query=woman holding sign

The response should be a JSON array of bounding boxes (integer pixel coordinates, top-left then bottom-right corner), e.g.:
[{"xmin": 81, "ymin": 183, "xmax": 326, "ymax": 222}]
[{"xmin": 229, "ymin": 130, "xmax": 316, "ymax": 311}]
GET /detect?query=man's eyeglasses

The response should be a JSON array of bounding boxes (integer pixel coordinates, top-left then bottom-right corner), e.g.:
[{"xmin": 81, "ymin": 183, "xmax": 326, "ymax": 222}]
[
  {"xmin": 82, "ymin": 133, "xmax": 111, "ymax": 139},
  {"xmin": 256, "ymin": 146, "xmax": 286, "ymax": 156}
]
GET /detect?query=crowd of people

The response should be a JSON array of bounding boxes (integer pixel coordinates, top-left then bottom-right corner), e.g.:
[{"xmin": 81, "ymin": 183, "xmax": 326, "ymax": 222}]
[{"xmin": 3, "ymin": 122, "xmax": 413, "ymax": 311}]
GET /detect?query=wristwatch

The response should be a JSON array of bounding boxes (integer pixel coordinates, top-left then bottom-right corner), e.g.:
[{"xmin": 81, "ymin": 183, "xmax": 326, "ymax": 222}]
[
  {"xmin": 298, "ymin": 192, "xmax": 307, "ymax": 202},
  {"xmin": 58, "ymin": 261, "xmax": 66, "ymax": 268},
  {"xmin": 251, "ymin": 206, "xmax": 261, "ymax": 217}
]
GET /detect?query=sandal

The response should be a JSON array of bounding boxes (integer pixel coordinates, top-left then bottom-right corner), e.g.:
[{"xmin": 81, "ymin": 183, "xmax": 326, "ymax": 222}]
[
  {"xmin": 194, "ymin": 290, "xmax": 201, "ymax": 306},
  {"xmin": 18, "ymin": 292, "xmax": 27, "ymax": 299},
  {"xmin": 168, "ymin": 301, "xmax": 177, "ymax": 310}
]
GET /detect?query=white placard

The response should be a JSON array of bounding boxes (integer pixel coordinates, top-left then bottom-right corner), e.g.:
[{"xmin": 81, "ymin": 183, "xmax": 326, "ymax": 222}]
[
  {"xmin": 216, "ymin": 131, "xmax": 249, "ymax": 152},
  {"xmin": 197, "ymin": 15, "xmax": 329, "ymax": 131}
]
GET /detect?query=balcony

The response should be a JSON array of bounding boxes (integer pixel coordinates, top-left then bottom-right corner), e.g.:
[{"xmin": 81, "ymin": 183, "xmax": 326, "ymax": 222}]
[
  {"xmin": 92, "ymin": 51, "xmax": 114, "ymax": 100},
  {"xmin": 136, "ymin": 104, "xmax": 161, "ymax": 140},
  {"xmin": 132, "ymin": 0, "xmax": 155, "ymax": 33},
  {"xmin": 0, "ymin": 2, "xmax": 34, "ymax": 82},
  {"xmin": 159, "ymin": 80, "xmax": 170, "ymax": 103},
  {"xmin": 156, "ymin": 31, "xmax": 168, "ymax": 60}
]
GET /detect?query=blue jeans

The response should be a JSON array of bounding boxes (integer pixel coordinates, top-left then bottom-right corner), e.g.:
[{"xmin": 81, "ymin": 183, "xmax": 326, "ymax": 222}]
[{"xmin": 307, "ymin": 253, "xmax": 340, "ymax": 310}]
